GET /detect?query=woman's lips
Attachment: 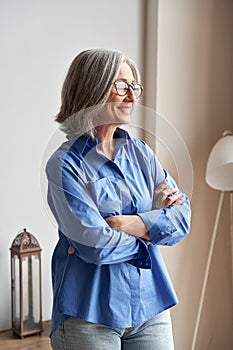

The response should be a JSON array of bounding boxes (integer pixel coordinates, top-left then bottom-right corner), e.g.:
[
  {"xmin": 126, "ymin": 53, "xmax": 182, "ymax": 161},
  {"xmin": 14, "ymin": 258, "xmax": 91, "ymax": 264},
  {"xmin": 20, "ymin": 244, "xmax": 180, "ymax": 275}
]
[{"xmin": 117, "ymin": 104, "xmax": 132, "ymax": 114}]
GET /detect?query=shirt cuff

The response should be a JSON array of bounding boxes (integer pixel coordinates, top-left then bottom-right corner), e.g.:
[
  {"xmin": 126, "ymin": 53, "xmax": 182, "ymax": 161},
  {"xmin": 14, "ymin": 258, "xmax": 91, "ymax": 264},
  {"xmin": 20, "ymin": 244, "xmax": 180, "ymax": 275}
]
[
  {"xmin": 138, "ymin": 209, "xmax": 177, "ymax": 246},
  {"xmin": 127, "ymin": 238, "xmax": 152, "ymax": 269}
]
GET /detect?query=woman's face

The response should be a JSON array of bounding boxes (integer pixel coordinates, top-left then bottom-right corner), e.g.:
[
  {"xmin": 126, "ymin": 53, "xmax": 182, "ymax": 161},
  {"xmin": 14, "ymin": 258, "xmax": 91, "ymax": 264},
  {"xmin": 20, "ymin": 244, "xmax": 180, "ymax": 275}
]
[{"xmin": 99, "ymin": 62, "xmax": 138, "ymax": 127}]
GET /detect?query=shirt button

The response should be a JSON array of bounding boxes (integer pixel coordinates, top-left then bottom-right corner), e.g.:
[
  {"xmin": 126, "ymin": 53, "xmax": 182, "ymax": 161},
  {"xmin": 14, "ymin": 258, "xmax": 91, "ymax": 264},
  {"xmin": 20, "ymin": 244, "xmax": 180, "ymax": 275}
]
[{"xmin": 68, "ymin": 246, "xmax": 75, "ymax": 254}]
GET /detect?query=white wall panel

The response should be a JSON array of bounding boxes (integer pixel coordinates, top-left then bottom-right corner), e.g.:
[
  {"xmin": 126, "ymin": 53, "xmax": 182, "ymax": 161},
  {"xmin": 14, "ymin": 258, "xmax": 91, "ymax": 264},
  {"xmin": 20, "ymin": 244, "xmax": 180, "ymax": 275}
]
[{"xmin": 0, "ymin": 0, "xmax": 143, "ymax": 330}]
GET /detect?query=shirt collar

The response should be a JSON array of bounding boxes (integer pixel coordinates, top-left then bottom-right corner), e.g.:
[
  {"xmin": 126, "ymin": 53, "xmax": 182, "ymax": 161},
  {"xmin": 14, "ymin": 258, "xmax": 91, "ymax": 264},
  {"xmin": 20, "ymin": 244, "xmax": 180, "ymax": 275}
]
[{"xmin": 67, "ymin": 127, "xmax": 131, "ymax": 156}]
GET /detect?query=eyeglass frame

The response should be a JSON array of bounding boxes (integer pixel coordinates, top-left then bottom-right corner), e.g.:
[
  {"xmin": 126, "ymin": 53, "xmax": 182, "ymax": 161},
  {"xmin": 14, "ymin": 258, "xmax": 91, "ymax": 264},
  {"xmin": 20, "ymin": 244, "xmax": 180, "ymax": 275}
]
[{"xmin": 113, "ymin": 80, "xmax": 143, "ymax": 99}]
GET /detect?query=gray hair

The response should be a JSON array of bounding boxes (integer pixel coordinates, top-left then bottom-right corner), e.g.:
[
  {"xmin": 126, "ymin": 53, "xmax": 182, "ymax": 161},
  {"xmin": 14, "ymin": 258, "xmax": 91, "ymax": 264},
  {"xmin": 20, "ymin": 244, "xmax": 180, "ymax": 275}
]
[{"xmin": 56, "ymin": 48, "xmax": 141, "ymax": 137}]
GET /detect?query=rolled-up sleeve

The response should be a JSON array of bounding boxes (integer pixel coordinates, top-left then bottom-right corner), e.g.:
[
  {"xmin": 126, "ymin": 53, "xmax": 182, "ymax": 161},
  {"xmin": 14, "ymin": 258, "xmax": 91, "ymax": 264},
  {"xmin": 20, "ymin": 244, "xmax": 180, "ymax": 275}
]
[
  {"xmin": 138, "ymin": 171, "xmax": 191, "ymax": 246},
  {"xmin": 138, "ymin": 198, "xmax": 191, "ymax": 246}
]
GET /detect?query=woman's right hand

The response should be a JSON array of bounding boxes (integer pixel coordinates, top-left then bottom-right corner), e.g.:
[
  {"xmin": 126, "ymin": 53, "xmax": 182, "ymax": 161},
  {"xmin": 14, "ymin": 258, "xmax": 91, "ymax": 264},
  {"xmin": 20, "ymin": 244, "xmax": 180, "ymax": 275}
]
[{"xmin": 153, "ymin": 181, "xmax": 184, "ymax": 209}]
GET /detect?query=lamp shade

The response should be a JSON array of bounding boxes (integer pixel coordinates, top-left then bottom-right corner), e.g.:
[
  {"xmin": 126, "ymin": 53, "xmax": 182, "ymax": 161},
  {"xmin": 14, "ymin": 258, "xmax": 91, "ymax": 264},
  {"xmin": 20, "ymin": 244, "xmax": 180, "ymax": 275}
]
[{"xmin": 206, "ymin": 131, "xmax": 233, "ymax": 191}]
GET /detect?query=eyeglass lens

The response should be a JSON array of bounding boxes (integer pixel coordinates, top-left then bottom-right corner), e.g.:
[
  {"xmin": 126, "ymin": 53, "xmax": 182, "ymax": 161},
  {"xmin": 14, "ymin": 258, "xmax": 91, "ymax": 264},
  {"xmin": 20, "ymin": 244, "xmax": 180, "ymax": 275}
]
[{"xmin": 115, "ymin": 81, "xmax": 142, "ymax": 98}]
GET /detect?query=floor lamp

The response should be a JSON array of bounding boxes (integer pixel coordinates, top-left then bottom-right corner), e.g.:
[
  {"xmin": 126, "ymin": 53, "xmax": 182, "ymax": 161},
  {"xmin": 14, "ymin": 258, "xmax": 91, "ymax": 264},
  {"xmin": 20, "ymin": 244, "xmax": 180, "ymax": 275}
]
[{"xmin": 191, "ymin": 130, "xmax": 233, "ymax": 350}]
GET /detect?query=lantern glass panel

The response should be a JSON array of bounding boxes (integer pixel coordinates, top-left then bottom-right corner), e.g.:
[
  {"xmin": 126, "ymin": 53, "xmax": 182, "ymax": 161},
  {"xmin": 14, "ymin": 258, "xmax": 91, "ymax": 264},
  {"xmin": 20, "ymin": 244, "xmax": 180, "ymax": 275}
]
[
  {"xmin": 32, "ymin": 255, "xmax": 40, "ymax": 323},
  {"xmin": 12, "ymin": 255, "xmax": 20, "ymax": 327},
  {"xmin": 22, "ymin": 255, "xmax": 41, "ymax": 329}
]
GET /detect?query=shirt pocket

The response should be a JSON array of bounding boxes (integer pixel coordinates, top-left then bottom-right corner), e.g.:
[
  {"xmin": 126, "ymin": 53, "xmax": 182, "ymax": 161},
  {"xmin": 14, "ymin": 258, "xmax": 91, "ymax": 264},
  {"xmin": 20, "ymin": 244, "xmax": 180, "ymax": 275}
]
[{"xmin": 87, "ymin": 177, "xmax": 122, "ymax": 217}]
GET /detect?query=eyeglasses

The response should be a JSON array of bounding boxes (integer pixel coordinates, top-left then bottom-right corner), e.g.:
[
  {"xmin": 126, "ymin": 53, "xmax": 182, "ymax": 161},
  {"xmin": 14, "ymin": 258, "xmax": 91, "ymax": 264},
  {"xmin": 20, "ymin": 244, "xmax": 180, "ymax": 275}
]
[{"xmin": 113, "ymin": 81, "xmax": 143, "ymax": 99}]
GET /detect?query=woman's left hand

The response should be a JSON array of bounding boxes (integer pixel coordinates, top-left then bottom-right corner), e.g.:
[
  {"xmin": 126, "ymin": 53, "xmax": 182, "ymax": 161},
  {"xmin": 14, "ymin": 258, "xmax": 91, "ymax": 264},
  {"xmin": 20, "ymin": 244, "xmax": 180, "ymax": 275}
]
[{"xmin": 153, "ymin": 181, "xmax": 183, "ymax": 209}]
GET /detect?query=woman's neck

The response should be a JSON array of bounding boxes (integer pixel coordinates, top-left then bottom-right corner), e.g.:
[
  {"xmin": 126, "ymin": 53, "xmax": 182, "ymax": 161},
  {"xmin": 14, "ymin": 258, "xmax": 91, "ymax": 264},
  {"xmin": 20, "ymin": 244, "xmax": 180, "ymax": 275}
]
[{"xmin": 95, "ymin": 125, "xmax": 117, "ymax": 159}]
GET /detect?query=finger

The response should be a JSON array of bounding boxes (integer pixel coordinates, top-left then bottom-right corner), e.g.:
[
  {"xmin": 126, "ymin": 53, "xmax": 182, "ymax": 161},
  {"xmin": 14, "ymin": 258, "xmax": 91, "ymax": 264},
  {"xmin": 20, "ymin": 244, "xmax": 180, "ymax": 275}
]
[
  {"xmin": 154, "ymin": 181, "xmax": 168, "ymax": 194},
  {"xmin": 154, "ymin": 189, "xmax": 176, "ymax": 207},
  {"xmin": 167, "ymin": 193, "xmax": 184, "ymax": 206},
  {"xmin": 165, "ymin": 191, "xmax": 181, "ymax": 205},
  {"xmin": 170, "ymin": 198, "xmax": 184, "ymax": 206},
  {"xmin": 157, "ymin": 187, "xmax": 178, "ymax": 201},
  {"xmin": 165, "ymin": 187, "xmax": 179, "ymax": 197},
  {"xmin": 159, "ymin": 188, "xmax": 178, "ymax": 205}
]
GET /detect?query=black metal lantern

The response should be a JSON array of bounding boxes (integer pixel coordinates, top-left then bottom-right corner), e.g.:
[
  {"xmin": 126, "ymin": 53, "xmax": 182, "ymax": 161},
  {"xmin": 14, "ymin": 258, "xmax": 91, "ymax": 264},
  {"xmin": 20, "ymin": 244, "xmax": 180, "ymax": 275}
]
[{"xmin": 10, "ymin": 228, "xmax": 43, "ymax": 338}]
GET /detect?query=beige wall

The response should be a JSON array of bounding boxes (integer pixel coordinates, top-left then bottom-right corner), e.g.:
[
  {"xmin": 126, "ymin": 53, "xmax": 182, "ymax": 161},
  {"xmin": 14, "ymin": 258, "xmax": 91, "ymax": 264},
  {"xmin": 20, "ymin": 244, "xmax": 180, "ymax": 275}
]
[{"xmin": 151, "ymin": 0, "xmax": 233, "ymax": 349}]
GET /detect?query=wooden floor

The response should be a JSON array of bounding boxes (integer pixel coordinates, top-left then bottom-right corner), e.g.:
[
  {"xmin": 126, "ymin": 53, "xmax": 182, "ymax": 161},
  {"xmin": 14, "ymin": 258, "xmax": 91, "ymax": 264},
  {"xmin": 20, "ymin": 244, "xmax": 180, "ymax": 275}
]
[{"xmin": 0, "ymin": 321, "xmax": 51, "ymax": 350}]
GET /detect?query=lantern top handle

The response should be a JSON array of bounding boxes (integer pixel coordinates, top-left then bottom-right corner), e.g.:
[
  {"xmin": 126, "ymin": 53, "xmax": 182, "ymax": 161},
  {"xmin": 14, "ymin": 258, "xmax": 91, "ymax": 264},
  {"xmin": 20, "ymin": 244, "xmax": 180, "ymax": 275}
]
[{"xmin": 10, "ymin": 228, "xmax": 41, "ymax": 253}]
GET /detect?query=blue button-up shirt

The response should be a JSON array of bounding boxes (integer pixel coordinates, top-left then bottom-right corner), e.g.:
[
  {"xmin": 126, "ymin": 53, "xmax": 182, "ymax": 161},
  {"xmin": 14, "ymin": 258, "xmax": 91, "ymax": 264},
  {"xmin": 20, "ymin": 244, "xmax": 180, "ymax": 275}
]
[{"xmin": 46, "ymin": 128, "xmax": 191, "ymax": 335}]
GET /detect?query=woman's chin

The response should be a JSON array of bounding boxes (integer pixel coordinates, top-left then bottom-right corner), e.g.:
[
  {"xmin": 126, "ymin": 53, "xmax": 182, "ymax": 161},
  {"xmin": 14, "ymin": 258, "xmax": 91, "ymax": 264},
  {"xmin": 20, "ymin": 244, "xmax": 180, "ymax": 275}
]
[{"xmin": 116, "ymin": 115, "xmax": 131, "ymax": 125}]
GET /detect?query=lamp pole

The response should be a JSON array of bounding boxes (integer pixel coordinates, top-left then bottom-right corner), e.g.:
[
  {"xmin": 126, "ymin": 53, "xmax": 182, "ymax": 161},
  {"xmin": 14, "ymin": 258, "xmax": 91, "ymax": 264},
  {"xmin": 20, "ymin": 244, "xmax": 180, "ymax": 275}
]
[
  {"xmin": 230, "ymin": 192, "xmax": 233, "ymax": 315},
  {"xmin": 191, "ymin": 191, "xmax": 225, "ymax": 350}
]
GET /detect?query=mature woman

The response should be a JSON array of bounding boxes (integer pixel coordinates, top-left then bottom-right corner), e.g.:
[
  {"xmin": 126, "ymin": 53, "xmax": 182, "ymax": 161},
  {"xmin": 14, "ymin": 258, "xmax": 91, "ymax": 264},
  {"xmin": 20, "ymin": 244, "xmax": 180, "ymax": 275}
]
[{"xmin": 46, "ymin": 48, "xmax": 191, "ymax": 350}]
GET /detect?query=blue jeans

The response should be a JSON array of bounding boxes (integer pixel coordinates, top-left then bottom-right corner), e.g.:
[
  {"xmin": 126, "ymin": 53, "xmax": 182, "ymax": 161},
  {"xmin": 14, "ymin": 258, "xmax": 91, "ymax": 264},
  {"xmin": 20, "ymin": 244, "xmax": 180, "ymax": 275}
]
[{"xmin": 51, "ymin": 310, "xmax": 174, "ymax": 350}]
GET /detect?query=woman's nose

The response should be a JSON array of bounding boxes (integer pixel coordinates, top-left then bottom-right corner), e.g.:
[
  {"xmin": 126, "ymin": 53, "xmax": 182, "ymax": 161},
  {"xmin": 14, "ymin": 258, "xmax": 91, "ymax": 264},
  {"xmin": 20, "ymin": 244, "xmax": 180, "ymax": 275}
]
[{"xmin": 124, "ymin": 87, "xmax": 137, "ymax": 102}]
